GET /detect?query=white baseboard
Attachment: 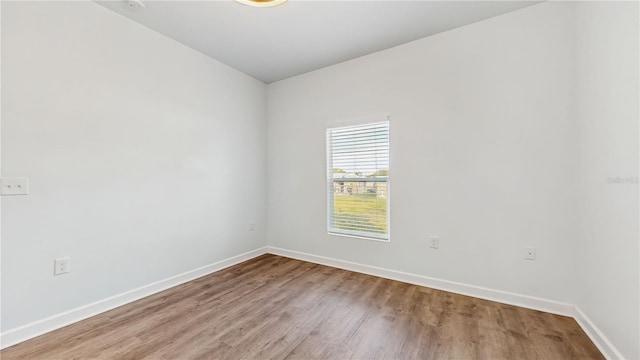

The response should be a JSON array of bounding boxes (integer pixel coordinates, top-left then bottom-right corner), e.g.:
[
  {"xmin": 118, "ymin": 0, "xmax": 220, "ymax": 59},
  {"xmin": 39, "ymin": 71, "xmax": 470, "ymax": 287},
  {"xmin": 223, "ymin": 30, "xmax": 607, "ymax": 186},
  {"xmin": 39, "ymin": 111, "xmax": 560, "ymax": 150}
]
[
  {"xmin": 267, "ymin": 246, "xmax": 574, "ymax": 316},
  {"xmin": 267, "ymin": 246, "xmax": 627, "ymax": 359},
  {"xmin": 572, "ymin": 306, "xmax": 625, "ymax": 360},
  {"xmin": 1, "ymin": 245, "xmax": 624, "ymax": 360},
  {"xmin": 0, "ymin": 246, "xmax": 268, "ymax": 350}
]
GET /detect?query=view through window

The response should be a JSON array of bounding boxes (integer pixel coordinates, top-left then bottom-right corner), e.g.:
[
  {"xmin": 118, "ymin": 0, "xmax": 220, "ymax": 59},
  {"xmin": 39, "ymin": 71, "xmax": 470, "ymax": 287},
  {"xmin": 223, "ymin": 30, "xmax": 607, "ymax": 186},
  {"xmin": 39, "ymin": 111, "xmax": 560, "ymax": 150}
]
[{"xmin": 326, "ymin": 121, "xmax": 390, "ymax": 240}]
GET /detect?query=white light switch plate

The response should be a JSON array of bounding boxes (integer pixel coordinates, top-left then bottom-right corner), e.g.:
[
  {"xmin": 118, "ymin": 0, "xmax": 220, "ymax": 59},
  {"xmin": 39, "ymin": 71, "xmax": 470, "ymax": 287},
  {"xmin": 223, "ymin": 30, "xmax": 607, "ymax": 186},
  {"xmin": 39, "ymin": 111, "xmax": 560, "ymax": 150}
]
[{"xmin": 1, "ymin": 178, "xmax": 29, "ymax": 195}]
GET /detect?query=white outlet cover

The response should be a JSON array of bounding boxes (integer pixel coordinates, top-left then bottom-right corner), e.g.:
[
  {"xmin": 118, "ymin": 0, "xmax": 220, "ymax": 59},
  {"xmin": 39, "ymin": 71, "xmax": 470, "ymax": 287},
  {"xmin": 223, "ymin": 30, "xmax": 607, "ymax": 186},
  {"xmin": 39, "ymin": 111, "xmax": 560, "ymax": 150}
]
[
  {"xmin": 54, "ymin": 257, "xmax": 70, "ymax": 275},
  {"xmin": 1, "ymin": 178, "xmax": 29, "ymax": 195},
  {"xmin": 429, "ymin": 236, "xmax": 439, "ymax": 249}
]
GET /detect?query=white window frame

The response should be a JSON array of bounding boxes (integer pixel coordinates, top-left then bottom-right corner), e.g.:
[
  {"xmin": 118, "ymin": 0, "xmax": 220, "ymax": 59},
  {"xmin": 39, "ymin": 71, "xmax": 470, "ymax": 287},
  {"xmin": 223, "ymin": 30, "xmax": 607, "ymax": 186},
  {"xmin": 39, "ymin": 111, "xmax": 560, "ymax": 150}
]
[{"xmin": 326, "ymin": 117, "xmax": 390, "ymax": 242}]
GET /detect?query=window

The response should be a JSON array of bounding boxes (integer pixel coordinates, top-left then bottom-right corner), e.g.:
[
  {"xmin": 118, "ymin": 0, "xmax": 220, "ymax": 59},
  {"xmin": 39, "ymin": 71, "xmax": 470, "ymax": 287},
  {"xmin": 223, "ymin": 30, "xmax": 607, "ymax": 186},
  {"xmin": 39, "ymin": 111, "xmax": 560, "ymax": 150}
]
[{"xmin": 326, "ymin": 120, "xmax": 390, "ymax": 241}]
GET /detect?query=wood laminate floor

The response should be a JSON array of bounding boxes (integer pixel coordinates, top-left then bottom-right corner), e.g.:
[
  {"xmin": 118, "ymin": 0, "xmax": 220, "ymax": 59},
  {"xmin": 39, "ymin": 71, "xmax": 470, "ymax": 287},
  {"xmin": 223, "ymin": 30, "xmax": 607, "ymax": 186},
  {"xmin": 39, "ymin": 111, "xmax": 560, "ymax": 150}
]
[{"xmin": 1, "ymin": 254, "xmax": 603, "ymax": 360}]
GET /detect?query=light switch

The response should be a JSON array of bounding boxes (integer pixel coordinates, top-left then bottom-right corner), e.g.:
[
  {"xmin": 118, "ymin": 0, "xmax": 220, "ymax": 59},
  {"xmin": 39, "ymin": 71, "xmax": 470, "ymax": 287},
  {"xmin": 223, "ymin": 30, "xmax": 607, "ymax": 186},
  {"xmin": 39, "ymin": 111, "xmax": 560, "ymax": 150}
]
[{"xmin": 1, "ymin": 178, "xmax": 29, "ymax": 195}]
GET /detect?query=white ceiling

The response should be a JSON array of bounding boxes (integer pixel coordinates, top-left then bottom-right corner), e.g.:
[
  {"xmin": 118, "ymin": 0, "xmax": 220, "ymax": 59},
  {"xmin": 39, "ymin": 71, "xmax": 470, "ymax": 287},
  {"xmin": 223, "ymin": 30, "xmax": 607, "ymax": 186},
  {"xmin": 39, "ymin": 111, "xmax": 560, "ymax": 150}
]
[{"xmin": 97, "ymin": 0, "xmax": 538, "ymax": 83}]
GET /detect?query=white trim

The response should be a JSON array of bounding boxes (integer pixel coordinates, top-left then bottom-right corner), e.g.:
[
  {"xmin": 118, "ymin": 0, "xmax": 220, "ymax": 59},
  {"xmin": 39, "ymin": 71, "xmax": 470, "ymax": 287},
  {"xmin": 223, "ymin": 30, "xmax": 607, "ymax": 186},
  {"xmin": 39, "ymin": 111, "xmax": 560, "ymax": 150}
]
[
  {"xmin": 266, "ymin": 246, "xmax": 573, "ymax": 316},
  {"xmin": 267, "ymin": 246, "xmax": 627, "ymax": 358},
  {"xmin": 1, "ymin": 245, "xmax": 624, "ymax": 360},
  {"xmin": 327, "ymin": 231, "xmax": 390, "ymax": 242},
  {"xmin": 0, "ymin": 246, "xmax": 268, "ymax": 350},
  {"xmin": 572, "ymin": 306, "xmax": 625, "ymax": 360},
  {"xmin": 325, "ymin": 113, "xmax": 389, "ymax": 128}
]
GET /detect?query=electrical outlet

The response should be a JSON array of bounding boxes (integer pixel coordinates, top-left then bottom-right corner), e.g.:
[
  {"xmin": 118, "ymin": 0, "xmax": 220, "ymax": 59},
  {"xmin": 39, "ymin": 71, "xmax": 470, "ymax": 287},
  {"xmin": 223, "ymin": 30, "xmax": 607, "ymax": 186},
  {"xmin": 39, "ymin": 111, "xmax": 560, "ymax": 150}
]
[
  {"xmin": 54, "ymin": 257, "xmax": 70, "ymax": 275},
  {"xmin": 0, "ymin": 178, "xmax": 29, "ymax": 196},
  {"xmin": 249, "ymin": 221, "xmax": 255, "ymax": 231},
  {"xmin": 429, "ymin": 236, "xmax": 439, "ymax": 249},
  {"xmin": 524, "ymin": 247, "xmax": 536, "ymax": 260}
]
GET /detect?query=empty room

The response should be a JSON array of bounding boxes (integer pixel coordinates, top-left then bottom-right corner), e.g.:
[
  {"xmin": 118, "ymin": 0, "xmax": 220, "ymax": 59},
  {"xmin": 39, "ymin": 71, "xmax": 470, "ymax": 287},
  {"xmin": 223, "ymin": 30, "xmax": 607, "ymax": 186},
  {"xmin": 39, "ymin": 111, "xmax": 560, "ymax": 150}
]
[{"xmin": 0, "ymin": 0, "xmax": 638, "ymax": 359}]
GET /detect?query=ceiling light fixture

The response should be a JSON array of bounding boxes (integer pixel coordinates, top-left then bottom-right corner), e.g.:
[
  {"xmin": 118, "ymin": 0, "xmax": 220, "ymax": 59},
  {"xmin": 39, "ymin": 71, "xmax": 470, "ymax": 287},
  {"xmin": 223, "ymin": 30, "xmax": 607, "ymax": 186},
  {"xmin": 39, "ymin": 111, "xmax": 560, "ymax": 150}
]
[
  {"xmin": 234, "ymin": 0, "xmax": 287, "ymax": 8},
  {"xmin": 125, "ymin": 0, "xmax": 146, "ymax": 9}
]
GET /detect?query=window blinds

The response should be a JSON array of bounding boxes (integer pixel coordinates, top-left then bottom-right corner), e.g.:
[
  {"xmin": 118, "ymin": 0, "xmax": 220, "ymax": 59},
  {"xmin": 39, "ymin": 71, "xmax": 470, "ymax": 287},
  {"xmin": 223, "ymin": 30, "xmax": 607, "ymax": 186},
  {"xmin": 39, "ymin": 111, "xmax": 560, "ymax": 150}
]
[{"xmin": 326, "ymin": 121, "xmax": 389, "ymax": 240}]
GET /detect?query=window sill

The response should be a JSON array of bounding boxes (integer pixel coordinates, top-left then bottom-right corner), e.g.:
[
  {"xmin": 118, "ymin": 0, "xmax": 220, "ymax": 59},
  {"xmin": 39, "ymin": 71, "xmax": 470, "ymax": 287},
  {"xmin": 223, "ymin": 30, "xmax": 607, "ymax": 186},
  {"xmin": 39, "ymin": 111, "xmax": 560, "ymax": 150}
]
[{"xmin": 327, "ymin": 231, "xmax": 390, "ymax": 243}]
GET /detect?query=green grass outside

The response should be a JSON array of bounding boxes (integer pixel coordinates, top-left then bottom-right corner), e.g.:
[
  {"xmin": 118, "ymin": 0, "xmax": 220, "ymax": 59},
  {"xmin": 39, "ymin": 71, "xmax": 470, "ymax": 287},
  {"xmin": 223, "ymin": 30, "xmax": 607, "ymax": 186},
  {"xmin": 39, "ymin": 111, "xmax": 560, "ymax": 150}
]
[{"xmin": 333, "ymin": 193, "xmax": 387, "ymax": 234}]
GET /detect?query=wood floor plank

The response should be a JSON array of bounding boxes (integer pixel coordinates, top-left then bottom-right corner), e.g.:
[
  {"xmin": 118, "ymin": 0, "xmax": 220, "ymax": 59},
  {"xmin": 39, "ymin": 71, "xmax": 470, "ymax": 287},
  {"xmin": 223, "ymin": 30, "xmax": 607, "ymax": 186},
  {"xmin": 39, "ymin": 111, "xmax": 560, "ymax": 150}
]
[{"xmin": 1, "ymin": 254, "xmax": 603, "ymax": 360}]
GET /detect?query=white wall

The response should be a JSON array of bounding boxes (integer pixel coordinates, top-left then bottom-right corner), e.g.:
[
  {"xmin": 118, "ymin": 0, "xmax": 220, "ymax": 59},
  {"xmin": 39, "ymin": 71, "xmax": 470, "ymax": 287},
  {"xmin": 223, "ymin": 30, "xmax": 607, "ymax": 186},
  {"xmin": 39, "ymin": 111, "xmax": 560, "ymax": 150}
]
[
  {"xmin": 267, "ymin": 2, "xmax": 577, "ymax": 303},
  {"xmin": 1, "ymin": 1, "xmax": 267, "ymax": 332},
  {"xmin": 0, "ymin": 0, "xmax": 4, "ymax": 336},
  {"xmin": 267, "ymin": 2, "xmax": 640, "ymax": 358},
  {"xmin": 2, "ymin": 1, "xmax": 637, "ymax": 358},
  {"xmin": 574, "ymin": 2, "xmax": 639, "ymax": 359}
]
